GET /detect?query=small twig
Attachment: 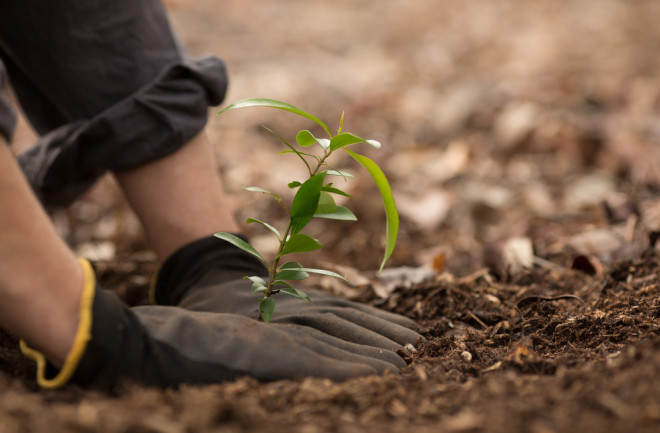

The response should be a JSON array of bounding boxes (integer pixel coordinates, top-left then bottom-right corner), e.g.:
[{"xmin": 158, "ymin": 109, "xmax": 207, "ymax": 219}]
[
  {"xmin": 624, "ymin": 214, "xmax": 638, "ymax": 243},
  {"xmin": 631, "ymin": 274, "xmax": 657, "ymax": 285},
  {"xmin": 456, "ymin": 268, "xmax": 492, "ymax": 285},
  {"xmin": 532, "ymin": 256, "xmax": 560, "ymax": 269},
  {"xmin": 466, "ymin": 310, "xmax": 488, "ymax": 329},
  {"xmin": 515, "ymin": 294, "xmax": 586, "ymax": 320}
]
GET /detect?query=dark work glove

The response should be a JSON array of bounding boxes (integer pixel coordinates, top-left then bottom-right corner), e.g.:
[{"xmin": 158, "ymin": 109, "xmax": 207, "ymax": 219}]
[
  {"xmin": 152, "ymin": 236, "xmax": 422, "ymax": 353},
  {"xmin": 20, "ymin": 259, "xmax": 405, "ymax": 390}
]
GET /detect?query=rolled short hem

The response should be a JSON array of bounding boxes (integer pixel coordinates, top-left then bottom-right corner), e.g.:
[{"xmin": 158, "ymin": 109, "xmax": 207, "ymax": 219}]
[{"xmin": 17, "ymin": 55, "xmax": 228, "ymax": 206}]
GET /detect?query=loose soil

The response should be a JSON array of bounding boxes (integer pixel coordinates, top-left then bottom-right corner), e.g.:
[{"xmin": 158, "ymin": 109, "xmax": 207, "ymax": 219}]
[{"xmin": 2, "ymin": 1, "xmax": 660, "ymax": 432}]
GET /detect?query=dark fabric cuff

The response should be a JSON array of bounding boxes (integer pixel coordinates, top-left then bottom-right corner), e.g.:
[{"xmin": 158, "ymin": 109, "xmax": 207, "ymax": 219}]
[
  {"xmin": 152, "ymin": 235, "xmax": 269, "ymax": 306},
  {"xmin": 17, "ymin": 56, "xmax": 228, "ymax": 206},
  {"xmin": 0, "ymin": 64, "xmax": 17, "ymax": 142}
]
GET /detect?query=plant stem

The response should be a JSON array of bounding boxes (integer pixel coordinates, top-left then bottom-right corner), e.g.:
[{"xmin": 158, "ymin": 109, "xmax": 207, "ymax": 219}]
[
  {"xmin": 257, "ymin": 147, "xmax": 332, "ymax": 321},
  {"xmin": 266, "ymin": 221, "xmax": 292, "ymax": 296},
  {"xmin": 312, "ymin": 150, "xmax": 331, "ymax": 176}
]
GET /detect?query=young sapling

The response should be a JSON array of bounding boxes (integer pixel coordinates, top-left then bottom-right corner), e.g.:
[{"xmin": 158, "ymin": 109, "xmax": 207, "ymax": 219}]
[{"xmin": 215, "ymin": 98, "xmax": 399, "ymax": 322}]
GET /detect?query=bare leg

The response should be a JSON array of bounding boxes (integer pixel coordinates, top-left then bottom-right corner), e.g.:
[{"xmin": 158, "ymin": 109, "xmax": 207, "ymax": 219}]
[
  {"xmin": 0, "ymin": 142, "xmax": 82, "ymax": 364},
  {"xmin": 114, "ymin": 131, "xmax": 240, "ymax": 261}
]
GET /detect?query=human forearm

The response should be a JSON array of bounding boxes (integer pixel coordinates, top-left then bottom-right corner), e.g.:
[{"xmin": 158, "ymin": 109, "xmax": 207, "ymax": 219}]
[
  {"xmin": 0, "ymin": 143, "xmax": 83, "ymax": 364},
  {"xmin": 113, "ymin": 131, "xmax": 239, "ymax": 261}
]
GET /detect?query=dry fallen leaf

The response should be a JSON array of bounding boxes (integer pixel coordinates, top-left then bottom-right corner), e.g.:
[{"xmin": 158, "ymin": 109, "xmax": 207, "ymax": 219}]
[
  {"xmin": 502, "ymin": 236, "xmax": 535, "ymax": 274},
  {"xmin": 376, "ymin": 266, "xmax": 437, "ymax": 297},
  {"xmin": 396, "ymin": 188, "xmax": 453, "ymax": 230},
  {"xmin": 494, "ymin": 101, "xmax": 541, "ymax": 149}
]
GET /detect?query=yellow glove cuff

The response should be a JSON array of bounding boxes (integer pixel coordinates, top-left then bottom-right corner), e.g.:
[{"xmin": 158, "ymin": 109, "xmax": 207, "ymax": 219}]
[
  {"xmin": 19, "ymin": 258, "xmax": 96, "ymax": 389},
  {"xmin": 148, "ymin": 267, "xmax": 160, "ymax": 305}
]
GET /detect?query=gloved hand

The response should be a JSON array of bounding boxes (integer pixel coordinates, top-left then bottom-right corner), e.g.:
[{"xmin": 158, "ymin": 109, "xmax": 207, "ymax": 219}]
[
  {"xmin": 152, "ymin": 235, "xmax": 422, "ymax": 353},
  {"xmin": 20, "ymin": 259, "xmax": 406, "ymax": 390}
]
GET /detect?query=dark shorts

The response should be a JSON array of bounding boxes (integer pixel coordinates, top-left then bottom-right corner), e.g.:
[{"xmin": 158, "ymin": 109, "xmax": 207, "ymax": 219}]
[{"xmin": 0, "ymin": 0, "xmax": 228, "ymax": 205}]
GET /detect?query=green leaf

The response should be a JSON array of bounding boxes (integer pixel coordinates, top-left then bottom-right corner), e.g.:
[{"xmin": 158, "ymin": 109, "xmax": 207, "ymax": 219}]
[
  {"xmin": 245, "ymin": 275, "xmax": 267, "ymax": 285},
  {"xmin": 314, "ymin": 205, "xmax": 357, "ymax": 221},
  {"xmin": 329, "ymin": 133, "xmax": 381, "ymax": 151},
  {"xmin": 279, "ymin": 262, "xmax": 346, "ymax": 280},
  {"xmin": 344, "ymin": 149, "xmax": 399, "ymax": 272},
  {"xmin": 337, "ymin": 111, "xmax": 345, "ymax": 134},
  {"xmin": 251, "ymin": 285, "xmax": 267, "ymax": 294},
  {"xmin": 280, "ymin": 233, "xmax": 323, "ymax": 256},
  {"xmin": 273, "ymin": 281, "xmax": 312, "ymax": 302},
  {"xmin": 299, "ymin": 268, "xmax": 346, "ymax": 280},
  {"xmin": 324, "ymin": 170, "xmax": 354, "ymax": 178},
  {"xmin": 245, "ymin": 276, "xmax": 268, "ymax": 293},
  {"xmin": 259, "ymin": 297, "xmax": 276, "ymax": 322},
  {"xmin": 279, "ymin": 150, "xmax": 320, "ymax": 160},
  {"xmin": 264, "ymin": 127, "xmax": 313, "ymax": 174},
  {"xmin": 290, "ymin": 172, "xmax": 326, "ymax": 234},
  {"xmin": 214, "ymin": 232, "xmax": 269, "ymax": 268},
  {"xmin": 296, "ymin": 130, "xmax": 321, "ymax": 147},
  {"xmin": 315, "ymin": 192, "xmax": 338, "ymax": 214},
  {"xmin": 275, "ymin": 268, "xmax": 310, "ymax": 281},
  {"xmin": 279, "ymin": 261, "xmax": 305, "ymax": 269},
  {"xmin": 246, "ymin": 218, "xmax": 281, "ymax": 239},
  {"xmin": 280, "ymin": 288, "xmax": 311, "ymax": 301},
  {"xmin": 317, "ymin": 138, "xmax": 330, "ymax": 150},
  {"xmin": 245, "ymin": 187, "xmax": 281, "ymax": 201},
  {"xmin": 288, "ymin": 181, "xmax": 302, "ymax": 189},
  {"xmin": 218, "ymin": 98, "xmax": 332, "ymax": 137},
  {"xmin": 322, "ymin": 185, "xmax": 352, "ymax": 198}
]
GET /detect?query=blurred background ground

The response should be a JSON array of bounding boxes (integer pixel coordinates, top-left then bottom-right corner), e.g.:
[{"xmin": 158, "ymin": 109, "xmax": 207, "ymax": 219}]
[
  {"xmin": 11, "ymin": 0, "xmax": 660, "ymax": 276},
  {"xmin": 3, "ymin": 1, "xmax": 660, "ymax": 432}
]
